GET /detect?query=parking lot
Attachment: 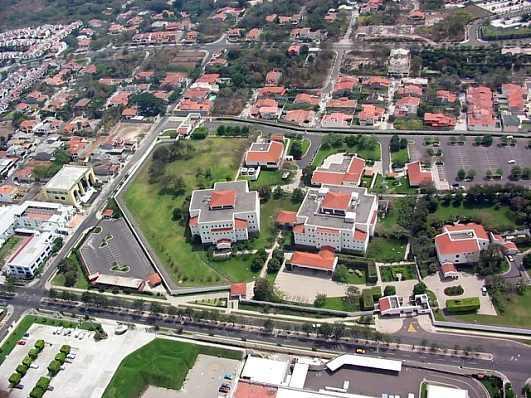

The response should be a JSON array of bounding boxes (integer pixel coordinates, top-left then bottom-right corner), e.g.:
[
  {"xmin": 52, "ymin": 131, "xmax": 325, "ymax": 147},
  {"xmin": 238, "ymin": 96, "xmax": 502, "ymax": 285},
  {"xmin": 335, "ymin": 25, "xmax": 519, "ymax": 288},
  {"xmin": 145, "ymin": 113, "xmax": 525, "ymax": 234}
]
[
  {"xmin": 406, "ymin": 135, "xmax": 531, "ymax": 188},
  {"xmin": 304, "ymin": 365, "xmax": 487, "ymax": 398},
  {"xmin": 79, "ymin": 218, "xmax": 157, "ymax": 281},
  {"xmin": 0, "ymin": 321, "xmax": 154, "ymax": 398}
]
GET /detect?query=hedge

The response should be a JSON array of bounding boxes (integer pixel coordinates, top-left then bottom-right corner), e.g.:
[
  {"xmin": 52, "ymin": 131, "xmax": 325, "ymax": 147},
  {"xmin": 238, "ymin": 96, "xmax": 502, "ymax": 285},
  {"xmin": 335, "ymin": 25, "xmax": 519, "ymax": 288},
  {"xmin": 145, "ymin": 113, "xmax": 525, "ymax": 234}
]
[
  {"xmin": 36, "ymin": 377, "xmax": 50, "ymax": 390},
  {"xmin": 48, "ymin": 360, "xmax": 61, "ymax": 375},
  {"xmin": 60, "ymin": 345, "xmax": 71, "ymax": 354},
  {"xmin": 34, "ymin": 340, "xmax": 45, "ymax": 351},
  {"xmin": 55, "ymin": 352, "xmax": 66, "ymax": 364},
  {"xmin": 8, "ymin": 372, "xmax": 21, "ymax": 386},
  {"xmin": 446, "ymin": 297, "xmax": 480, "ymax": 313},
  {"xmin": 367, "ymin": 263, "xmax": 378, "ymax": 284},
  {"xmin": 23, "ymin": 356, "xmax": 33, "ymax": 367},
  {"xmin": 29, "ymin": 386, "xmax": 45, "ymax": 398},
  {"xmin": 361, "ymin": 287, "xmax": 381, "ymax": 311}
]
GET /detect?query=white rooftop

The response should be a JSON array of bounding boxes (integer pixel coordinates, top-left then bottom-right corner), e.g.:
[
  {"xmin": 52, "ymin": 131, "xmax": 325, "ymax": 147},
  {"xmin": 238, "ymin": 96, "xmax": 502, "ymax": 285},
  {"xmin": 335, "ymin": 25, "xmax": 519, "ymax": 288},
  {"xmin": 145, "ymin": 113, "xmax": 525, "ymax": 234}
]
[
  {"xmin": 7, "ymin": 232, "xmax": 52, "ymax": 268},
  {"xmin": 276, "ymin": 388, "xmax": 375, "ymax": 398},
  {"xmin": 289, "ymin": 363, "xmax": 309, "ymax": 389},
  {"xmin": 0, "ymin": 205, "xmax": 19, "ymax": 237},
  {"xmin": 45, "ymin": 165, "xmax": 91, "ymax": 191},
  {"xmin": 326, "ymin": 354, "xmax": 402, "ymax": 373},
  {"xmin": 427, "ymin": 384, "xmax": 468, "ymax": 398},
  {"xmin": 241, "ymin": 356, "xmax": 289, "ymax": 385}
]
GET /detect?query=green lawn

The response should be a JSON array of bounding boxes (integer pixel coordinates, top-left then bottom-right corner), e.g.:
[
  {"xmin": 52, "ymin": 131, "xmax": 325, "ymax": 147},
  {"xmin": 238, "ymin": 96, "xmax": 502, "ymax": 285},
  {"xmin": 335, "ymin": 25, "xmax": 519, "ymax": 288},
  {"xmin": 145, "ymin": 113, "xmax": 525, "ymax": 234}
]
[
  {"xmin": 0, "ymin": 316, "xmax": 101, "ymax": 365},
  {"xmin": 393, "ymin": 117, "xmax": 424, "ymax": 130},
  {"xmin": 312, "ymin": 138, "xmax": 381, "ymax": 167},
  {"xmin": 428, "ymin": 202, "xmax": 517, "ymax": 231},
  {"xmin": 102, "ymin": 338, "xmax": 242, "ymax": 398},
  {"xmin": 372, "ymin": 175, "xmax": 416, "ymax": 194},
  {"xmin": 336, "ymin": 264, "xmax": 368, "ymax": 284},
  {"xmin": 390, "ymin": 148, "xmax": 409, "ymax": 166},
  {"xmin": 124, "ymin": 137, "xmax": 297, "ymax": 286},
  {"xmin": 380, "ymin": 264, "xmax": 417, "ymax": 282},
  {"xmin": 248, "ymin": 170, "xmax": 284, "ymax": 189},
  {"xmin": 366, "ymin": 237, "xmax": 406, "ymax": 263},
  {"xmin": 451, "ymin": 287, "xmax": 531, "ymax": 328},
  {"xmin": 322, "ymin": 296, "xmax": 360, "ymax": 312},
  {"xmin": 0, "ymin": 236, "xmax": 22, "ymax": 263},
  {"xmin": 51, "ymin": 253, "xmax": 90, "ymax": 289}
]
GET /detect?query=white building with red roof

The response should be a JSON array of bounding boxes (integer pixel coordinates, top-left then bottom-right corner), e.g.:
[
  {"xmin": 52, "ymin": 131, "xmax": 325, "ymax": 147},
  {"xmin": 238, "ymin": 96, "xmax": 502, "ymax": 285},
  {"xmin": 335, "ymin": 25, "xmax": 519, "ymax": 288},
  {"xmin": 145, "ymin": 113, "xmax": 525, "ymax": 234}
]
[
  {"xmin": 405, "ymin": 161, "xmax": 432, "ymax": 187},
  {"xmin": 290, "ymin": 247, "xmax": 338, "ymax": 274},
  {"xmin": 434, "ymin": 223, "xmax": 490, "ymax": 265},
  {"xmin": 321, "ymin": 112, "xmax": 353, "ymax": 128},
  {"xmin": 244, "ymin": 138, "xmax": 284, "ymax": 169},
  {"xmin": 287, "ymin": 185, "xmax": 378, "ymax": 254},
  {"xmin": 312, "ymin": 154, "xmax": 366, "ymax": 187},
  {"xmin": 189, "ymin": 181, "xmax": 260, "ymax": 249},
  {"xmin": 441, "ymin": 262, "xmax": 459, "ymax": 279}
]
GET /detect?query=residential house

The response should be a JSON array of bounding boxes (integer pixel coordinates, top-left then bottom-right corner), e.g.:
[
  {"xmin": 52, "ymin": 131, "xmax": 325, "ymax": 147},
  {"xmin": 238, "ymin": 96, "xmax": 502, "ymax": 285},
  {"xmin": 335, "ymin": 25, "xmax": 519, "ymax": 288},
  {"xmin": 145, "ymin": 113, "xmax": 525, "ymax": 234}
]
[
  {"xmin": 424, "ymin": 112, "xmax": 456, "ymax": 128},
  {"xmin": 265, "ymin": 70, "xmax": 282, "ymax": 86},
  {"xmin": 294, "ymin": 93, "xmax": 320, "ymax": 107},
  {"xmin": 321, "ymin": 112, "xmax": 353, "ymax": 128},
  {"xmin": 394, "ymin": 96, "xmax": 420, "ymax": 117},
  {"xmin": 244, "ymin": 138, "xmax": 284, "ymax": 169},
  {"xmin": 311, "ymin": 154, "xmax": 365, "ymax": 186},
  {"xmin": 283, "ymin": 109, "xmax": 315, "ymax": 126},
  {"xmin": 405, "ymin": 161, "xmax": 432, "ymax": 187},
  {"xmin": 358, "ymin": 104, "xmax": 385, "ymax": 126}
]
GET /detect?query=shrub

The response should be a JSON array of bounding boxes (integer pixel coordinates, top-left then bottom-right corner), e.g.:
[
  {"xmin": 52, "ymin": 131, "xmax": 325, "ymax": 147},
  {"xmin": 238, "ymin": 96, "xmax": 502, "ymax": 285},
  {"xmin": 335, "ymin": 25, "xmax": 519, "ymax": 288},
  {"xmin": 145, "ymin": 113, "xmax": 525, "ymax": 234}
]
[
  {"xmin": 47, "ymin": 360, "xmax": 61, "ymax": 376},
  {"xmin": 16, "ymin": 364, "xmax": 28, "ymax": 376},
  {"xmin": 60, "ymin": 345, "xmax": 71, "ymax": 354},
  {"xmin": 34, "ymin": 340, "xmax": 45, "ymax": 351},
  {"xmin": 444, "ymin": 285, "xmax": 464, "ymax": 296},
  {"xmin": 314, "ymin": 294, "xmax": 326, "ymax": 308},
  {"xmin": 55, "ymin": 352, "xmax": 67, "ymax": 364},
  {"xmin": 413, "ymin": 282, "xmax": 427, "ymax": 295},
  {"xmin": 446, "ymin": 297, "xmax": 480, "ymax": 314},
  {"xmin": 8, "ymin": 372, "xmax": 21, "ymax": 386},
  {"xmin": 367, "ymin": 263, "xmax": 378, "ymax": 284},
  {"xmin": 36, "ymin": 377, "xmax": 50, "ymax": 390},
  {"xmin": 29, "ymin": 348, "xmax": 39, "ymax": 359},
  {"xmin": 384, "ymin": 285, "xmax": 396, "ymax": 296},
  {"xmin": 23, "ymin": 356, "xmax": 33, "ymax": 367},
  {"xmin": 30, "ymin": 386, "xmax": 45, "ymax": 398},
  {"xmin": 361, "ymin": 290, "xmax": 375, "ymax": 310}
]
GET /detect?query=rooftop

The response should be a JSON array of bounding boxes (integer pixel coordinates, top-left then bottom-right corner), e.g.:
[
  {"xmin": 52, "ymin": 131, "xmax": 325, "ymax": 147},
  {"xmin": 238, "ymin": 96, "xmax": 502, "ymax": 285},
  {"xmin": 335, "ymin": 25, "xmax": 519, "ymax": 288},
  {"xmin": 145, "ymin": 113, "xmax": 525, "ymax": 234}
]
[{"xmin": 44, "ymin": 165, "xmax": 92, "ymax": 191}]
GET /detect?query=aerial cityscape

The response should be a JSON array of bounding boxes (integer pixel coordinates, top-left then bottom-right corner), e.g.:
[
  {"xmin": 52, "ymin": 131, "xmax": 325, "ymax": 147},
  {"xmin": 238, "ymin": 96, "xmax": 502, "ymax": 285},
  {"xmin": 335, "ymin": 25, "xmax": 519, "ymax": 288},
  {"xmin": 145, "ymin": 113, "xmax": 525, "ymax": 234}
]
[{"xmin": 0, "ymin": 0, "xmax": 530, "ymax": 397}]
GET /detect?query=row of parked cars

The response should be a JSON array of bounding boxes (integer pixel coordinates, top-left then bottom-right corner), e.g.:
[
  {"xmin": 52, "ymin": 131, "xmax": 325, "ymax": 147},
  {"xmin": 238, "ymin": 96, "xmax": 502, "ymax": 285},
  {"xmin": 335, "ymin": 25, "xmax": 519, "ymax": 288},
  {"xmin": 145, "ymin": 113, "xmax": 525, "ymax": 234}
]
[{"xmin": 219, "ymin": 373, "xmax": 234, "ymax": 395}]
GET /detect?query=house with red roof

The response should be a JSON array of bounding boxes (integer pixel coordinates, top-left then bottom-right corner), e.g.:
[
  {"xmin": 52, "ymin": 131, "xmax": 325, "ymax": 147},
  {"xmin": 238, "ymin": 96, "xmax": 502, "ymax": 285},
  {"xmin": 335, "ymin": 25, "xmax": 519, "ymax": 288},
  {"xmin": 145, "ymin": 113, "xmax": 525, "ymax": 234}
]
[
  {"xmin": 276, "ymin": 210, "xmax": 298, "ymax": 227},
  {"xmin": 230, "ymin": 282, "xmax": 248, "ymax": 300},
  {"xmin": 327, "ymin": 97, "xmax": 357, "ymax": 112},
  {"xmin": 286, "ymin": 185, "xmax": 378, "ymax": 254},
  {"xmin": 106, "ymin": 91, "xmax": 130, "ymax": 108},
  {"xmin": 288, "ymin": 43, "xmax": 303, "ymax": 56},
  {"xmin": 408, "ymin": 9, "xmax": 425, "ymax": 23},
  {"xmin": 441, "ymin": 262, "xmax": 459, "ymax": 279},
  {"xmin": 265, "ymin": 70, "xmax": 282, "ymax": 86},
  {"xmin": 321, "ymin": 112, "xmax": 353, "ymax": 128},
  {"xmin": 423, "ymin": 112, "xmax": 456, "ymax": 128},
  {"xmin": 333, "ymin": 75, "xmax": 358, "ymax": 96},
  {"xmin": 189, "ymin": 181, "xmax": 260, "ymax": 249},
  {"xmin": 257, "ymin": 86, "xmax": 287, "ymax": 98},
  {"xmin": 358, "ymin": 104, "xmax": 385, "ymax": 126},
  {"xmin": 283, "ymin": 109, "xmax": 315, "ymax": 126},
  {"xmin": 290, "ymin": 247, "xmax": 338, "ymax": 274},
  {"xmin": 466, "ymin": 86, "xmax": 498, "ymax": 131},
  {"xmin": 405, "ymin": 161, "xmax": 432, "ymax": 187},
  {"xmin": 436, "ymin": 90, "xmax": 457, "ymax": 104},
  {"xmin": 394, "ymin": 96, "xmax": 420, "ymax": 117},
  {"xmin": 500, "ymin": 83, "xmax": 525, "ymax": 115},
  {"xmin": 161, "ymin": 72, "xmax": 187, "ymax": 89},
  {"xmin": 246, "ymin": 28, "xmax": 262, "ymax": 41},
  {"xmin": 312, "ymin": 154, "xmax": 366, "ymax": 186},
  {"xmin": 363, "ymin": 76, "xmax": 390, "ymax": 89},
  {"xmin": 294, "ymin": 93, "xmax": 320, "ymax": 107},
  {"xmin": 250, "ymin": 99, "xmax": 280, "ymax": 120},
  {"xmin": 244, "ymin": 138, "xmax": 284, "ymax": 169},
  {"xmin": 434, "ymin": 223, "xmax": 490, "ymax": 265},
  {"xmin": 175, "ymin": 98, "xmax": 213, "ymax": 116},
  {"xmin": 397, "ymin": 84, "xmax": 423, "ymax": 97},
  {"xmin": 121, "ymin": 106, "xmax": 138, "ymax": 119}
]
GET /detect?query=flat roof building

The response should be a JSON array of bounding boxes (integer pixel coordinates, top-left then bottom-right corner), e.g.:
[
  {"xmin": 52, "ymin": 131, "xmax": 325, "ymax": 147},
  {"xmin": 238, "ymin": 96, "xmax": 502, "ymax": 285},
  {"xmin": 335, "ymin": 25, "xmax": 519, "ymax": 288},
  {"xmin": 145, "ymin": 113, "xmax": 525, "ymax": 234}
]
[
  {"xmin": 427, "ymin": 384, "xmax": 468, "ymax": 398},
  {"xmin": 44, "ymin": 165, "xmax": 96, "ymax": 207},
  {"xmin": 189, "ymin": 181, "xmax": 260, "ymax": 249},
  {"xmin": 6, "ymin": 232, "xmax": 53, "ymax": 278}
]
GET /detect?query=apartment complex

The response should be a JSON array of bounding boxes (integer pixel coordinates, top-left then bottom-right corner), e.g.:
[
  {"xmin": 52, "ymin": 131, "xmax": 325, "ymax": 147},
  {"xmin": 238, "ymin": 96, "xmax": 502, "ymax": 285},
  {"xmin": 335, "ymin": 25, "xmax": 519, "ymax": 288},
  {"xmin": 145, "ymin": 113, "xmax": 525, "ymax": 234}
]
[
  {"xmin": 44, "ymin": 165, "xmax": 97, "ymax": 206},
  {"xmin": 282, "ymin": 185, "xmax": 378, "ymax": 254},
  {"xmin": 189, "ymin": 181, "xmax": 260, "ymax": 249}
]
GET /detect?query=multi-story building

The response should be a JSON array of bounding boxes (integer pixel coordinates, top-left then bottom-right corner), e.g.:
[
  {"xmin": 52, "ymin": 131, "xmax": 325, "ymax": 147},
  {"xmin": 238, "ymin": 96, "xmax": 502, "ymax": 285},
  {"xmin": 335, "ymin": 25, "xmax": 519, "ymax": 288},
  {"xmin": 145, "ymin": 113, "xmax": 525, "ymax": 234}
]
[
  {"xmin": 434, "ymin": 223, "xmax": 490, "ymax": 265},
  {"xmin": 405, "ymin": 161, "xmax": 433, "ymax": 187},
  {"xmin": 282, "ymin": 185, "xmax": 378, "ymax": 254},
  {"xmin": 43, "ymin": 165, "xmax": 97, "ymax": 207},
  {"xmin": 312, "ymin": 155, "xmax": 366, "ymax": 187},
  {"xmin": 244, "ymin": 137, "xmax": 285, "ymax": 169},
  {"xmin": 6, "ymin": 231, "xmax": 53, "ymax": 278},
  {"xmin": 189, "ymin": 181, "xmax": 260, "ymax": 249}
]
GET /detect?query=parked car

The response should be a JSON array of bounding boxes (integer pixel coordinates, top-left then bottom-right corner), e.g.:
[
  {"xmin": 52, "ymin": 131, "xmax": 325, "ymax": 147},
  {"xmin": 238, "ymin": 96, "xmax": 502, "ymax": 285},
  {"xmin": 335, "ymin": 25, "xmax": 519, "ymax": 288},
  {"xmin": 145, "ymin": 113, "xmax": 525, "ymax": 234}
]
[
  {"xmin": 355, "ymin": 348, "xmax": 365, "ymax": 354},
  {"xmin": 507, "ymin": 255, "xmax": 514, "ymax": 262},
  {"xmin": 16, "ymin": 340, "xmax": 26, "ymax": 345},
  {"xmin": 481, "ymin": 287, "xmax": 487, "ymax": 296}
]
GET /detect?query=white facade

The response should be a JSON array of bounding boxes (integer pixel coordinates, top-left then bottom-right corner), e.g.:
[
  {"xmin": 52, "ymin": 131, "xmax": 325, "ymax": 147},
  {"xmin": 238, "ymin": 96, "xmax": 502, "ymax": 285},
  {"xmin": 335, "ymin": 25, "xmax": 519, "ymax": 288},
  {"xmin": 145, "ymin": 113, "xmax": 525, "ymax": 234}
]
[
  {"xmin": 435, "ymin": 224, "xmax": 490, "ymax": 265},
  {"xmin": 6, "ymin": 232, "xmax": 53, "ymax": 278}
]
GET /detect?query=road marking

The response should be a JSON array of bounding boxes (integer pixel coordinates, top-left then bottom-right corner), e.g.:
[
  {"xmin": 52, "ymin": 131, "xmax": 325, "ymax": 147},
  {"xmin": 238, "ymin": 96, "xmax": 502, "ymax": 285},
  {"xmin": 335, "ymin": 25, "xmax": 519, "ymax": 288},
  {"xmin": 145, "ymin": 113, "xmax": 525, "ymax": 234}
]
[{"xmin": 408, "ymin": 323, "xmax": 417, "ymax": 333}]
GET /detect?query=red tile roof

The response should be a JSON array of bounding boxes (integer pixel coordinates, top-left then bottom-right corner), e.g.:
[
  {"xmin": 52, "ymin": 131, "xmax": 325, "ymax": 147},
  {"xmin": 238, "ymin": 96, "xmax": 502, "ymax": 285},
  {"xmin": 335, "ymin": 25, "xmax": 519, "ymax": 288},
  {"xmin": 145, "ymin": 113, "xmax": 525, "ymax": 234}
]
[
  {"xmin": 436, "ymin": 90, "xmax": 457, "ymax": 103},
  {"xmin": 424, "ymin": 112, "xmax": 456, "ymax": 128},
  {"xmin": 435, "ymin": 233, "xmax": 479, "ymax": 255},
  {"xmin": 321, "ymin": 191, "xmax": 351, "ymax": 210},
  {"xmin": 311, "ymin": 171, "xmax": 345, "ymax": 185},
  {"xmin": 441, "ymin": 262, "xmax": 457, "ymax": 275},
  {"xmin": 276, "ymin": 210, "xmax": 297, "ymax": 225},
  {"xmin": 290, "ymin": 248, "xmax": 337, "ymax": 271},
  {"xmin": 445, "ymin": 223, "xmax": 489, "ymax": 240},
  {"xmin": 234, "ymin": 218, "xmax": 248, "ymax": 229},
  {"xmin": 196, "ymin": 73, "xmax": 220, "ymax": 84},
  {"xmin": 327, "ymin": 97, "xmax": 357, "ymax": 109},
  {"xmin": 502, "ymin": 83, "xmax": 524, "ymax": 112},
  {"xmin": 284, "ymin": 109, "xmax": 315, "ymax": 125},
  {"xmin": 293, "ymin": 224, "xmax": 305, "ymax": 233},
  {"xmin": 265, "ymin": 70, "xmax": 282, "ymax": 85},
  {"xmin": 245, "ymin": 140, "xmax": 284, "ymax": 164},
  {"xmin": 210, "ymin": 190, "xmax": 236, "ymax": 208},
  {"xmin": 406, "ymin": 161, "xmax": 432, "ymax": 187},
  {"xmin": 258, "ymin": 86, "xmax": 287, "ymax": 97},
  {"xmin": 379, "ymin": 297, "xmax": 391, "ymax": 312},
  {"xmin": 294, "ymin": 93, "xmax": 320, "ymax": 106},
  {"xmin": 354, "ymin": 229, "xmax": 367, "ymax": 241},
  {"xmin": 230, "ymin": 282, "xmax": 247, "ymax": 298},
  {"xmin": 234, "ymin": 382, "xmax": 277, "ymax": 398},
  {"xmin": 359, "ymin": 104, "xmax": 385, "ymax": 122},
  {"xmin": 312, "ymin": 156, "xmax": 365, "ymax": 186},
  {"xmin": 147, "ymin": 273, "xmax": 162, "ymax": 287}
]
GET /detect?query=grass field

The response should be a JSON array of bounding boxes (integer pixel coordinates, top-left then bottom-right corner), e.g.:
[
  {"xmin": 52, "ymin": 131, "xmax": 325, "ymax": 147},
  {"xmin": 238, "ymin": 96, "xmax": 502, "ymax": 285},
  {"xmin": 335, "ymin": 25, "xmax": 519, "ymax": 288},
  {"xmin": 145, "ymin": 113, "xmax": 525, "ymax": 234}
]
[
  {"xmin": 428, "ymin": 202, "xmax": 517, "ymax": 231},
  {"xmin": 390, "ymin": 148, "xmax": 409, "ymax": 166},
  {"xmin": 380, "ymin": 264, "xmax": 417, "ymax": 282},
  {"xmin": 337, "ymin": 264, "xmax": 368, "ymax": 284},
  {"xmin": 452, "ymin": 287, "xmax": 531, "ymax": 328},
  {"xmin": 372, "ymin": 175, "xmax": 416, "ymax": 194},
  {"xmin": 51, "ymin": 253, "xmax": 90, "ymax": 289},
  {"xmin": 312, "ymin": 139, "xmax": 381, "ymax": 167},
  {"xmin": 322, "ymin": 296, "xmax": 360, "ymax": 312},
  {"xmin": 366, "ymin": 237, "xmax": 406, "ymax": 263},
  {"xmin": 124, "ymin": 137, "xmax": 296, "ymax": 286},
  {"xmin": 0, "ymin": 316, "xmax": 101, "ymax": 365},
  {"xmin": 102, "ymin": 338, "xmax": 242, "ymax": 398},
  {"xmin": 248, "ymin": 170, "xmax": 284, "ymax": 189},
  {"xmin": 0, "ymin": 236, "xmax": 22, "ymax": 264}
]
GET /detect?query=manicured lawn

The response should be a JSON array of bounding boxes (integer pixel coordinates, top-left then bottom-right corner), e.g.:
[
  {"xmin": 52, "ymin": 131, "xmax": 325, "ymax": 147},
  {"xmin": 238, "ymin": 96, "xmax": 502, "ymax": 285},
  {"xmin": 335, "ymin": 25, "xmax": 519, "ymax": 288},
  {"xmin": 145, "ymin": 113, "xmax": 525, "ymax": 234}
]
[
  {"xmin": 248, "ymin": 170, "xmax": 284, "ymax": 189},
  {"xmin": 452, "ymin": 287, "xmax": 531, "ymax": 328},
  {"xmin": 337, "ymin": 264, "xmax": 367, "ymax": 284},
  {"xmin": 366, "ymin": 237, "xmax": 406, "ymax": 263},
  {"xmin": 312, "ymin": 137, "xmax": 381, "ymax": 167},
  {"xmin": 0, "ymin": 316, "xmax": 101, "ymax": 365},
  {"xmin": 322, "ymin": 296, "xmax": 360, "ymax": 312},
  {"xmin": 428, "ymin": 202, "xmax": 517, "ymax": 231},
  {"xmin": 380, "ymin": 264, "xmax": 417, "ymax": 282},
  {"xmin": 372, "ymin": 175, "xmax": 416, "ymax": 194},
  {"xmin": 124, "ymin": 137, "xmax": 297, "ymax": 286},
  {"xmin": 393, "ymin": 117, "xmax": 424, "ymax": 130},
  {"xmin": 0, "ymin": 236, "xmax": 22, "ymax": 263},
  {"xmin": 51, "ymin": 253, "xmax": 90, "ymax": 289},
  {"xmin": 390, "ymin": 148, "xmax": 409, "ymax": 165},
  {"xmin": 102, "ymin": 338, "xmax": 242, "ymax": 398}
]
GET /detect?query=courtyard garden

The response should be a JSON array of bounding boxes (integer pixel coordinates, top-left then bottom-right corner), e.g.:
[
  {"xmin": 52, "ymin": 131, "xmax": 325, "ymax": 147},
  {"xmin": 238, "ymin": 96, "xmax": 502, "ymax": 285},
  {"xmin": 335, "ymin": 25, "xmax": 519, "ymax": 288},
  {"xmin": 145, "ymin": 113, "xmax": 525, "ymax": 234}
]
[
  {"xmin": 372, "ymin": 175, "xmax": 417, "ymax": 194},
  {"xmin": 366, "ymin": 237, "xmax": 407, "ymax": 263},
  {"xmin": 311, "ymin": 134, "xmax": 381, "ymax": 167},
  {"xmin": 379, "ymin": 264, "xmax": 417, "ymax": 282}
]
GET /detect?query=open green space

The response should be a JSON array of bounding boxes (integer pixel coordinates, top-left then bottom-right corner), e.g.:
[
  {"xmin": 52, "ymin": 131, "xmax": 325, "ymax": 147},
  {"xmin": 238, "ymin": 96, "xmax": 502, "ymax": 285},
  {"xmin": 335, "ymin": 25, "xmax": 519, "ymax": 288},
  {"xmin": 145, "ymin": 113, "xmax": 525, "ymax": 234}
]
[
  {"xmin": 390, "ymin": 148, "xmax": 409, "ymax": 166},
  {"xmin": 380, "ymin": 264, "xmax": 417, "ymax": 282},
  {"xmin": 366, "ymin": 237, "xmax": 407, "ymax": 263},
  {"xmin": 335, "ymin": 264, "xmax": 368, "ymax": 284},
  {"xmin": 393, "ymin": 117, "xmax": 424, "ymax": 130},
  {"xmin": 452, "ymin": 287, "xmax": 531, "ymax": 328},
  {"xmin": 321, "ymin": 296, "xmax": 361, "ymax": 312},
  {"xmin": 372, "ymin": 175, "xmax": 417, "ymax": 194},
  {"xmin": 246, "ymin": 170, "xmax": 284, "ymax": 189},
  {"xmin": 0, "ymin": 315, "xmax": 101, "ymax": 365},
  {"xmin": 102, "ymin": 338, "xmax": 242, "ymax": 398},
  {"xmin": 428, "ymin": 202, "xmax": 517, "ymax": 231},
  {"xmin": 0, "ymin": 236, "xmax": 22, "ymax": 264},
  {"xmin": 51, "ymin": 252, "xmax": 90, "ymax": 289},
  {"xmin": 312, "ymin": 138, "xmax": 381, "ymax": 167},
  {"xmin": 287, "ymin": 137, "xmax": 311, "ymax": 158},
  {"xmin": 124, "ymin": 137, "xmax": 297, "ymax": 286}
]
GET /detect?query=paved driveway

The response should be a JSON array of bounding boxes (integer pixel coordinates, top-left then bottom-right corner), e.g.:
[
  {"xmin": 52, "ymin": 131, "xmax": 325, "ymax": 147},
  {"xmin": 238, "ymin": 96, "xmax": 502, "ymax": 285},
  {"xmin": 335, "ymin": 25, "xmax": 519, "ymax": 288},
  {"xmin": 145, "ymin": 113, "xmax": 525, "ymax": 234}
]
[{"xmin": 423, "ymin": 272, "xmax": 496, "ymax": 315}]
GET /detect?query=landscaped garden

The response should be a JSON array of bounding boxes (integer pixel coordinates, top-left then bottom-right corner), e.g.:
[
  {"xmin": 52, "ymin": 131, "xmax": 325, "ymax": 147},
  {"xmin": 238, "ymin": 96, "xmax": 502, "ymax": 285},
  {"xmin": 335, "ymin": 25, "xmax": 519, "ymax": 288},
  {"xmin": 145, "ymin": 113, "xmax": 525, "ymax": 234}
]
[
  {"xmin": 123, "ymin": 137, "xmax": 298, "ymax": 286},
  {"xmin": 372, "ymin": 175, "xmax": 417, "ymax": 194},
  {"xmin": 311, "ymin": 134, "xmax": 381, "ymax": 167},
  {"xmin": 379, "ymin": 264, "xmax": 417, "ymax": 282},
  {"xmin": 102, "ymin": 338, "xmax": 242, "ymax": 398},
  {"xmin": 0, "ymin": 236, "xmax": 22, "ymax": 263}
]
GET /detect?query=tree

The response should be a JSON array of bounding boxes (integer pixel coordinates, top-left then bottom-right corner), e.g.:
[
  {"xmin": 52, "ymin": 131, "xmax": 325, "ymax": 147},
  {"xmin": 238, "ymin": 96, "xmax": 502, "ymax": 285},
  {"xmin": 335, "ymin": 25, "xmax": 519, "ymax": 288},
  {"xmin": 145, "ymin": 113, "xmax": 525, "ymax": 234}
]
[
  {"xmin": 263, "ymin": 318, "xmax": 274, "ymax": 333},
  {"xmin": 332, "ymin": 264, "xmax": 350, "ymax": 283},
  {"xmin": 290, "ymin": 141, "xmax": 303, "ymax": 159},
  {"xmin": 291, "ymin": 188, "xmax": 304, "ymax": 203},
  {"xmin": 476, "ymin": 244, "xmax": 503, "ymax": 276},
  {"xmin": 273, "ymin": 186, "xmax": 285, "ymax": 199},
  {"xmin": 413, "ymin": 282, "xmax": 427, "ymax": 295},
  {"xmin": 457, "ymin": 168, "xmax": 466, "ymax": 181},
  {"xmin": 482, "ymin": 135, "xmax": 493, "ymax": 146},
  {"xmin": 302, "ymin": 165, "xmax": 315, "ymax": 186},
  {"xmin": 51, "ymin": 237, "xmax": 63, "ymax": 254},
  {"xmin": 466, "ymin": 169, "xmax": 476, "ymax": 180},
  {"xmin": 318, "ymin": 323, "xmax": 333, "ymax": 338},
  {"xmin": 150, "ymin": 302, "xmax": 163, "ymax": 314},
  {"xmin": 258, "ymin": 186, "xmax": 271, "ymax": 201},
  {"xmin": 172, "ymin": 207, "xmax": 183, "ymax": 221},
  {"xmin": 314, "ymin": 294, "xmax": 327, "ymax": 307},
  {"xmin": 253, "ymin": 278, "xmax": 277, "ymax": 302},
  {"xmin": 131, "ymin": 92, "xmax": 165, "ymax": 117},
  {"xmin": 302, "ymin": 322, "xmax": 314, "ymax": 336},
  {"xmin": 510, "ymin": 166, "xmax": 522, "ymax": 180},
  {"xmin": 333, "ymin": 323, "xmax": 346, "ymax": 340},
  {"xmin": 384, "ymin": 285, "xmax": 396, "ymax": 296},
  {"xmin": 64, "ymin": 271, "xmax": 77, "ymax": 287},
  {"xmin": 267, "ymin": 257, "xmax": 281, "ymax": 274},
  {"xmin": 345, "ymin": 285, "xmax": 360, "ymax": 305},
  {"xmin": 9, "ymin": 372, "xmax": 21, "ymax": 386},
  {"xmin": 390, "ymin": 134, "xmax": 401, "ymax": 152}
]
